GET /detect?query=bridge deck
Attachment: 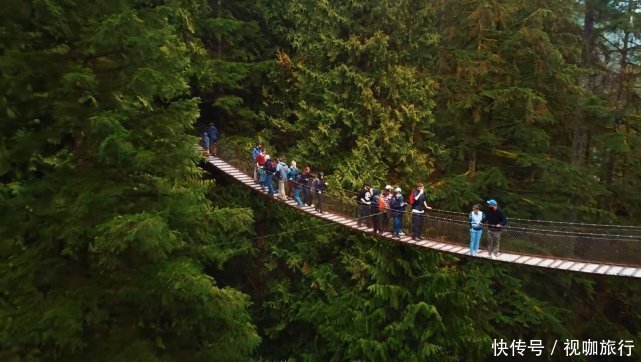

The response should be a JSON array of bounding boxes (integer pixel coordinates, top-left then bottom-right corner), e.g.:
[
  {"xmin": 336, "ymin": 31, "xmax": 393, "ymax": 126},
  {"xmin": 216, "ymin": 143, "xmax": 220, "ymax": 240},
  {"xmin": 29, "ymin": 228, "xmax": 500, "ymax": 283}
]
[{"xmin": 207, "ymin": 156, "xmax": 641, "ymax": 279}]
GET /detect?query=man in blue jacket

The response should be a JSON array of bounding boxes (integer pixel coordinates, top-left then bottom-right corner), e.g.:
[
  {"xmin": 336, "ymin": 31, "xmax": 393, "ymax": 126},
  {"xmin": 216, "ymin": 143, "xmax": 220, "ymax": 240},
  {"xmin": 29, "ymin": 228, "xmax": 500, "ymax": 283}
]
[
  {"xmin": 206, "ymin": 123, "xmax": 219, "ymax": 156},
  {"xmin": 484, "ymin": 199, "xmax": 507, "ymax": 258},
  {"xmin": 251, "ymin": 142, "xmax": 262, "ymax": 182}
]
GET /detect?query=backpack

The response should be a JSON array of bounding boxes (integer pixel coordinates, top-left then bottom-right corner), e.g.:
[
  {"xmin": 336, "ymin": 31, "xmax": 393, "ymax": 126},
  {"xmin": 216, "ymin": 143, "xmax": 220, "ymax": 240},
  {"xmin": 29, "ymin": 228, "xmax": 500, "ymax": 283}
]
[
  {"xmin": 408, "ymin": 188, "xmax": 417, "ymax": 205},
  {"xmin": 371, "ymin": 195, "xmax": 380, "ymax": 210}
]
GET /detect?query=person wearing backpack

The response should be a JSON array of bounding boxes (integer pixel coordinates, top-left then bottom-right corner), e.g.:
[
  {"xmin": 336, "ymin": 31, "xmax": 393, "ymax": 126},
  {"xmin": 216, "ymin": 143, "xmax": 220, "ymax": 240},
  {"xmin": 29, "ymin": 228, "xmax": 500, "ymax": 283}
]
[
  {"xmin": 469, "ymin": 204, "xmax": 486, "ymax": 256},
  {"xmin": 206, "ymin": 123, "xmax": 219, "ymax": 156},
  {"xmin": 390, "ymin": 187, "xmax": 407, "ymax": 238},
  {"xmin": 251, "ymin": 142, "xmax": 263, "ymax": 182},
  {"xmin": 356, "ymin": 183, "xmax": 372, "ymax": 227},
  {"xmin": 370, "ymin": 189, "xmax": 382, "ymax": 234},
  {"xmin": 293, "ymin": 171, "xmax": 304, "ymax": 207},
  {"xmin": 276, "ymin": 157, "xmax": 289, "ymax": 200},
  {"xmin": 263, "ymin": 155, "xmax": 276, "ymax": 197},
  {"xmin": 380, "ymin": 185, "xmax": 393, "ymax": 232},
  {"xmin": 410, "ymin": 183, "xmax": 432, "ymax": 241},
  {"xmin": 312, "ymin": 172, "xmax": 326, "ymax": 213}
]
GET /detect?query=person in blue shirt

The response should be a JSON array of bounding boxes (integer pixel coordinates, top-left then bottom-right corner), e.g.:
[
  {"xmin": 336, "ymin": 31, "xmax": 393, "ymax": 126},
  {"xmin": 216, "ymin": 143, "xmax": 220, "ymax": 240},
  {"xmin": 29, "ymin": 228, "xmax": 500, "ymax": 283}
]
[
  {"xmin": 251, "ymin": 142, "xmax": 262, "ymax": 182},
  {"xmin": 468, "ymin": 204, "xmax": 486, "ymax": 256},
  {"xmin": 206, "ymin": 123, "xmax": 219, "ymax": 156},
  {"xmin": 201, "ymin": 128, "xmax": 210, "ymax": 156}
]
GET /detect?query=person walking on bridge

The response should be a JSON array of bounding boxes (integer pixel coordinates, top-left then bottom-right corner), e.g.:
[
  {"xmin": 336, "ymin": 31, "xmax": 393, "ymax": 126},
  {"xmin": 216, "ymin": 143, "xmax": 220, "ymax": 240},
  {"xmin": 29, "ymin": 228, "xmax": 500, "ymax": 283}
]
[
  {"xmin": 381, "ymin": 185, "xmax": 393, "ymax": 232},
  {"xmin": 469, "ymin": 204, "xmax": 485, "ymax": 256},
  {"xmin": 256, "ymin": 147, "xmax": 267, "ymax": 189},
  {"xmin": 410, "ymin": 183, "xmax": 432, "ymax": 241},
  {"xmin": 300, "ymin": 167, "xmax": 313, "ymax": 207},
  {"xmin": 276, "ymin": 157, "xmax": 289, "ymax": 200},
  {"xmin": 484, "ymin": 199, "xmax": 507, "ymax": 258},
  {"xmin": 390, "ymin": 188, "xmax": 406, "ymax": 238},
  {"xmin": 287, "ymin": 160, "xmax": 299, "ymax": 197},
  {"xmin": 370, "ymin": 189, "xmax": 382, "ymax": 234},
  {"xmin": 357, "ymin": 183, "xmax": 372, "ymax": 227},
  {"xmin": 252, "ymin": 142, "xmax": 262, "ymax": 182},
  {"xmin": 263, "ymin": 155, "xmax": 276, "ymax": 197},
  {"xmin": 312, "ymin": 172, "xmax": 326, "ymax": 213},
  {"xmin": 206, "ymin": 123, "xmax": 219, "ymax": 156}
]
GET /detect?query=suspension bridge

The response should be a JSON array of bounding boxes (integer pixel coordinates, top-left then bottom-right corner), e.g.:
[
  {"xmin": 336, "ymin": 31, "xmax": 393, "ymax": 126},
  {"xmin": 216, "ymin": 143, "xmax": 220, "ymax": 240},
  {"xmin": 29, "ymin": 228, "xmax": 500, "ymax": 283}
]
[{"xmin": 205, "ymin": 142, "xmax": 641, "ymax": 279}]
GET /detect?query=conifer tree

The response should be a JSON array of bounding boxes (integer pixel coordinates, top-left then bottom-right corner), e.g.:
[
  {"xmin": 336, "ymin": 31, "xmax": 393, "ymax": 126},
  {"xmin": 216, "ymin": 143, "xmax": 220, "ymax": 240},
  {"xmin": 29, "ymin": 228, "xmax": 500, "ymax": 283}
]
[
  {"xmin": 267, "ymin": 0, "xmax": 442, "ymax": 189},
  {"xmin": 0, "ymin": 0, "xmax": 259, "ymax": 359}
]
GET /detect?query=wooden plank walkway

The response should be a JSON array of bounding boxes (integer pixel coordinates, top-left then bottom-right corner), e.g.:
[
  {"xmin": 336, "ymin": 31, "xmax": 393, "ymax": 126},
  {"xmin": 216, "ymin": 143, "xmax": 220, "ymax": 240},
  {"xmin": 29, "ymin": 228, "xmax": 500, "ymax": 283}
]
[{"xmin": 207, "ymin": 156, "xmax": 641, "ymax": 279}]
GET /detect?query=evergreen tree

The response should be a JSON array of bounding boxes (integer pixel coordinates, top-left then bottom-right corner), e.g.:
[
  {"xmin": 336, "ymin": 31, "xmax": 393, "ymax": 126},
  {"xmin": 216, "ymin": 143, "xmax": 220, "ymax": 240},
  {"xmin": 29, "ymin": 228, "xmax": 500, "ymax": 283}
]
[
  {"xmin": 431, "ymin": 0, "xmax": 608, "ymax": 220},
  {"xmin": 0, "ymin": 0, "xmax": 259, "ymax": 359},
  {"xmin": 266, "ymin": 0, "xmax": 442, "ymax": 189}
]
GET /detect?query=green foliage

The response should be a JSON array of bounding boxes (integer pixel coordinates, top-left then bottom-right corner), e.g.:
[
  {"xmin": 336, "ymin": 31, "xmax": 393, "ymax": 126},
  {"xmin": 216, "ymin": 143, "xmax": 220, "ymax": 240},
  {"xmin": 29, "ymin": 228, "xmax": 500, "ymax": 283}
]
[{"xmin": 0, "ymin": 0, "xmax": 259, "ymax": 359}]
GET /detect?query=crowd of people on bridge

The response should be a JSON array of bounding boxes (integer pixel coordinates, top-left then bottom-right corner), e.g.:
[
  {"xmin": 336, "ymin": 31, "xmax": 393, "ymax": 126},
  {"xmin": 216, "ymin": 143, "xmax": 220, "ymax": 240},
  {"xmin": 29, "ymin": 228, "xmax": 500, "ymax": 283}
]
[{"xmin": 202, "ymin": 135, "xmax": 508, "ymax": 258}]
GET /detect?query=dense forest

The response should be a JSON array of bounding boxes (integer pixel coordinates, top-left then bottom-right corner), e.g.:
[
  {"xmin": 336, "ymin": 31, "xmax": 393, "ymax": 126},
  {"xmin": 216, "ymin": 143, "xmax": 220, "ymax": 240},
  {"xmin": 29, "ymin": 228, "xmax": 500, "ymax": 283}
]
[{"xmin": 1, "ymin": 0, "xmax": 640, "ymax": 360}]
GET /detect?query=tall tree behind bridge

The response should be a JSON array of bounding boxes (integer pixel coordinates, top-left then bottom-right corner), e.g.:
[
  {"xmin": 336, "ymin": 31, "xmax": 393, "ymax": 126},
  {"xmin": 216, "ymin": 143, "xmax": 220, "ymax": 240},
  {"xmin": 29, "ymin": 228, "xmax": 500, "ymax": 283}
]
[{"xmin": 0, "ymin": 0, "xmax": 259, "ymax": 359}]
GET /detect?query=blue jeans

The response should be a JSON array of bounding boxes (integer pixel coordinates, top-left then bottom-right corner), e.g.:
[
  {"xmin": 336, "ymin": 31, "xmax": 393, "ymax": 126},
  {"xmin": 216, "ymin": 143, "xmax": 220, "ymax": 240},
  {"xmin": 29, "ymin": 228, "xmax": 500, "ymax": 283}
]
[
  {"xmin": 293, "ymin": 188, "xmax": 303, "ymax": 205},
  {"xmin": 469, "ymin": 228, "xmax": 482, "ymax": 254},
  {"xmin": 393, "ymin": 214, "xmax": 403, "ymax": 236},
  {"xmin": 266, "ymin": 174, "xmax": 274, "ymax": 196}
]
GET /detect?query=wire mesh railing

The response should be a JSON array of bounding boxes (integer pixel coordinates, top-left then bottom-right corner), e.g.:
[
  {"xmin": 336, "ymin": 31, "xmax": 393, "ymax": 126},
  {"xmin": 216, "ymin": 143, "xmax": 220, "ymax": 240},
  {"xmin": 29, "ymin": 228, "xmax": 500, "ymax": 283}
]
[{"xmin": 209, "ymin": 140, "xmax": 641, "ymax": 267}]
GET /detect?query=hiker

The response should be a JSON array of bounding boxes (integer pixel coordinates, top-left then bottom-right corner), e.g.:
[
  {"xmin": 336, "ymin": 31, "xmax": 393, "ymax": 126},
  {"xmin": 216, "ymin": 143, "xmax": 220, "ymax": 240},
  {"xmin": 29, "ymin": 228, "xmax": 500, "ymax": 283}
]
[
  {"xmin": 484, "ymin": 199, "xmax": 507, "ymax": 258},
  {"xmin": 256, "ymin": 148, "xmax": 267, "ymax": 189},
  {"xmin": 381, "ymin": 185, "xmax": 393, "ymax": 232},
  {"xmin": 356, "ymin": 183, "xmax": 372, "ymax": 227},
  {"xmin": 410, "ymin": 183, "xmax": 432, "ymax": 241},
  {"xmin": 312, "ymin": 172, "xmax": 326, "ymax": 213},
  {"xmin": 299, "ymin": 167, "xmax": 312, "ymax": 206},
  {"xmin": 390, "ymin": 187, "xmax": 407, "ymax": 238},
  {"xmin": 287, "ymin": 160, "xmax": 299, "ymax": 197},
  {"xmin": 469, "ymin": 204, "xmax": 486, "ymax": 256},
  {"xmin": 201, "ymin": 128, "xmax": 210, "ymax": 156},
  {"xmin": 206, "ymin": 123, "xmax": 219, "ymax": 156},
  {"xmin": 370, "ymin": 189, "xmax": 382, "ymax": 234},
  {"xmin": 293, "ymin": 169, "xmax": 305, "ymax": 207},
  {"xmin": 263, "ymin": 155, "xmax": 276, "ymax": 197},
  {"xmin": 276, "ymin": 157, "xmax": 289, "ymax": 200},
  {"xmin": 302, "ymin": 167, "xmax": 313, "ymax": 206},
  {"xmin": 251, "ymin": 142, "xmax": 263, "ymax": 182}
]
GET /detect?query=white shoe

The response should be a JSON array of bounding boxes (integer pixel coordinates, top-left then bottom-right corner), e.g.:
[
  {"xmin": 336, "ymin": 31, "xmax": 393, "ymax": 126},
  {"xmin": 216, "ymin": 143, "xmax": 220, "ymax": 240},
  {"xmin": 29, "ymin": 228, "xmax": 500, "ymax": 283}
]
[{"xmin": 399, "ymin": 232, "xmax": 405, "ymax": 236}]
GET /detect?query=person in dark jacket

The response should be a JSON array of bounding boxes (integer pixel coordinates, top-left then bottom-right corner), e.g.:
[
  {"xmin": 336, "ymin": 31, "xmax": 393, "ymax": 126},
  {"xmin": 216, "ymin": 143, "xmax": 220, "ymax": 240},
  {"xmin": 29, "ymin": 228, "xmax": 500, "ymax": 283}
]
[
  {"xmin": 263, "ymin": 155, "xmax": 276, "ymax": 197},
  {"xmin": 206, "ymin": 123, "xmax": 219, "ymax": 156},
  {"xmin": 390, "ymin": 188, "xmax": 406, "ymax": 238},
  {"xmin": 293, "ymin": 172, "xmax": 304, "ymax": 207},
  {"xmin": 484, "ymin": 199, "xmax": 507, "ymax": 258},
  {"xmin": 299, "ymin": 167, "xmax": 312, "ymax": 206},
  {"xmin": 410, "ymin": 183, "xmax": 432, "ymax": 241},
  {"xmin": 370, "ymin": 189, "xmax": 382, "ymax": 234},
  {"xmin": 312, "ymin": 172, "xmax": 326, "ymax": 213},
  {"xmin": 356, "ymin": 183, "xmax": 372, "ymax": 227}
]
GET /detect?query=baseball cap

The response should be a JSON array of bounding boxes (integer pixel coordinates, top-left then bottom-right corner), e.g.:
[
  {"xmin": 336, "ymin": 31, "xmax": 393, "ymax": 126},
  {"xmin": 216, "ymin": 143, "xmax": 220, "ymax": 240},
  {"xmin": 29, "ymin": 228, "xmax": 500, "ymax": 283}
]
[
  {"xmin": 486, "ymin": 199, "xmax": 497, "ymax": 206},
  {"xmin": 385, "ymin": 185, "xmax": 393, "ymax": 190},
  {"xmin": 395, "ymin": 187, "xmax": 402, "ymax": 193}
]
